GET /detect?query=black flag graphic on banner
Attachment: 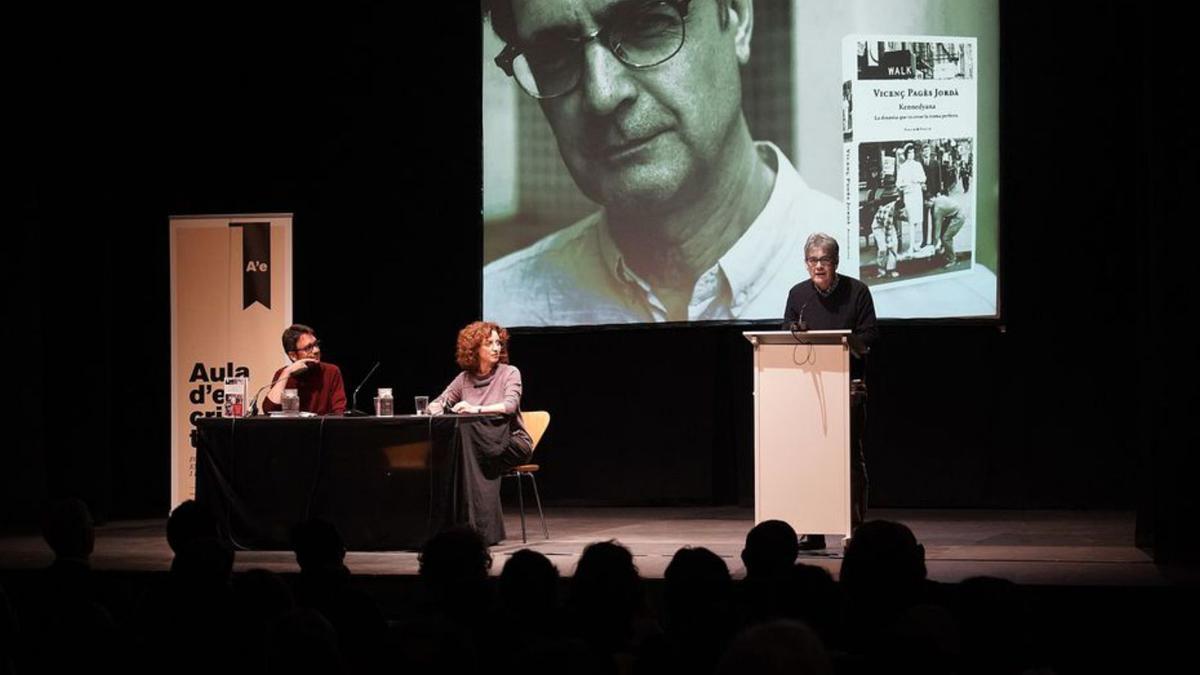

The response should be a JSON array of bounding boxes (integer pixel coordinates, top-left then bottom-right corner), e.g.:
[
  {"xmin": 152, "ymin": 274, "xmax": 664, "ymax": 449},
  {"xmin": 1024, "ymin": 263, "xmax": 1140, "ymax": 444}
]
[{"xmin": 234, "ymin": 222, "xmax": 271, "ymax": 309}]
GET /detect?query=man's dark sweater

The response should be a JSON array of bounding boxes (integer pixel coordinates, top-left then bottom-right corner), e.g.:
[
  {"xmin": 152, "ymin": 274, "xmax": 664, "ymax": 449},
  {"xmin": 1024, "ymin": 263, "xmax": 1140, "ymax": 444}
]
[{"xmin": 783, "ymin": 274, "xmax": 879, "ymax": 377}]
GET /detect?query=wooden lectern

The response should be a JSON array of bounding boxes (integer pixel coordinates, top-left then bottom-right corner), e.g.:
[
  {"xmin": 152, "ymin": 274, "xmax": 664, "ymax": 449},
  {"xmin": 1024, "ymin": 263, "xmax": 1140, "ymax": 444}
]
[{"xmin": 743, "ymin": 330, "xmax": 853, "ymax": 540}]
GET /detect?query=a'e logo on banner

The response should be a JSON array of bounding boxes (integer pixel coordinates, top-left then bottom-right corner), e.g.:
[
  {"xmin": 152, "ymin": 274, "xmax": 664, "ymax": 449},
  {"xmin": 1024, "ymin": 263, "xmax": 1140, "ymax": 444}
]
[{"xmin": 232, "ymin": 222, "xmax": 272, "ymax": 309}]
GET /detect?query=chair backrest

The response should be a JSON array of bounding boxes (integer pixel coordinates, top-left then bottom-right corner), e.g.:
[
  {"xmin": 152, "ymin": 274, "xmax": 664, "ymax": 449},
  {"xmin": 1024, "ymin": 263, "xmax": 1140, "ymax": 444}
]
[{"xmin": 521, "ymin": 410, "xmax": 551, "ymax": 452}]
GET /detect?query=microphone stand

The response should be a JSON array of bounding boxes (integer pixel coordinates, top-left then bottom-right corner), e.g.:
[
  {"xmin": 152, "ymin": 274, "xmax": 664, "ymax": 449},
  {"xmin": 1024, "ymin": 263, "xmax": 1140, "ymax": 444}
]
[
  {"xmin": 247, "ymin": 383, "xmax": 271, "ymax": 416},
  {"xmin": 248, "ymin": 371, "xmax": 288, "ymax": 416},
  {"xmin": 344, "ymin": 361, "xmax": 381, "ymax": 416}
]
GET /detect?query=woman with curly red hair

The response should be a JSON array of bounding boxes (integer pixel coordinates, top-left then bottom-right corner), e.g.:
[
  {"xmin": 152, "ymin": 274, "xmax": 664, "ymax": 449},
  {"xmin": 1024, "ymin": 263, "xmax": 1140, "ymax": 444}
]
[{"xmin": 429, "ymin": 321, "xmax": 533, "ymax": 544}]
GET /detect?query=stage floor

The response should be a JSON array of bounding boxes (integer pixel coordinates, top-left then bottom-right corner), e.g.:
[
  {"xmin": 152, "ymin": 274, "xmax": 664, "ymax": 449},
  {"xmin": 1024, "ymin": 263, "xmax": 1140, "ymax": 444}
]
[{"xmin": 0, "ymin": 507, "xmax": 1188, "ymax": 587}]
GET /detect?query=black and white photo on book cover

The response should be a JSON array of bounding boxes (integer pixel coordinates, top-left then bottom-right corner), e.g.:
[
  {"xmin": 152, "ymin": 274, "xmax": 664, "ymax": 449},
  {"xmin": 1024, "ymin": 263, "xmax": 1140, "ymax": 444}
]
[
  {"xmin": 856, "ymin": 138, "xmax": 974, "ymax": 282},
  {"xmin": 856, "ymin": 39, "xmax": 975, "ymax": 81}
]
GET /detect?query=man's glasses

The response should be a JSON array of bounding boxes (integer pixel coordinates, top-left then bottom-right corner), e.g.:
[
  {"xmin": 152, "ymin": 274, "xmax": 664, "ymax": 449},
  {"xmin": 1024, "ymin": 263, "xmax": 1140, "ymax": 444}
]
[
  {"xmin": 294, "ymin": 340, "xmax": 321, "ymax": 354},
  {"xmin": 805, "ymin": 257, "xmax": 836, "ymax": 267},
  {"xmin": 494, "ymin": 0, "xmax": 691, "ymax": 99}
]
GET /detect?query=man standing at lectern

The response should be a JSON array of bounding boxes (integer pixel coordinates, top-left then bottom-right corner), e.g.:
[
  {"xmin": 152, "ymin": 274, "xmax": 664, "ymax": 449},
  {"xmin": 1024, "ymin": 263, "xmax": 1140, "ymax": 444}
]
[
  {"xmin": 783, "ymin": 233, "xmax": 878, "ymax": 550},
  {"xmin": 261, "ymin": 324, "xmax": 347, "ymax": 416}
]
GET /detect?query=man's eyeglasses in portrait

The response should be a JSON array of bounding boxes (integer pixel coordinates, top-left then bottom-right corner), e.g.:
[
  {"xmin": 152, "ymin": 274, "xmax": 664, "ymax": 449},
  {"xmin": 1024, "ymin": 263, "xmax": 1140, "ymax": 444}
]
[{"xmin": 494, "ymin": 0, "xmax": 693, "ymax": 99}]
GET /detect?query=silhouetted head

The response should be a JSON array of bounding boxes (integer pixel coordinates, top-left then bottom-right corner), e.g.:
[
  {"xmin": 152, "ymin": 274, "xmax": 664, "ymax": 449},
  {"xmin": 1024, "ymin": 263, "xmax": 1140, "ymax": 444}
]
[
  {"xmin": 664, "ymin": 546, "xmax": 732, "ymax": 626},
  {"xmin": 717, "ymin": 619, "xmax": 833, "ymax": 675},
  {"xmin": 291, "ymin": 519, "xmax": 347, "ymax": 573},
  {"xmin": 499, "ymin": 548, "xmax": 560, "ymax": 616},
  {"xmin": 419, "ymin": 526, "xmax": 493, "ymax": 587},
  {"xmin": 42, "ymin": 498, "xmax": 94, "ymax": 561},
  {"xmin": 741, "ymin": 520, "xmax": 799, "ymax": 578},
  {"xmin": 166, "ymin": 500, "xmax": 218, "ymax": 555},
  {"xmin": 571, "ymin": 540, "xmax": 643, "ymax": 613},
  {"xmin": 840, "ymin": 520, "xmax": 927, "ymax": 598}
]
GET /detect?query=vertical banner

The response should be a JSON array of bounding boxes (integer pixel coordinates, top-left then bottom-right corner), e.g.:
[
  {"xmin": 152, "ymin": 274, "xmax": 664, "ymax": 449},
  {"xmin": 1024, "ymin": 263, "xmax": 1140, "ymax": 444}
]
[{"xmin": 169, "ymin": 214, "xmax": 293, "ymax": 510}]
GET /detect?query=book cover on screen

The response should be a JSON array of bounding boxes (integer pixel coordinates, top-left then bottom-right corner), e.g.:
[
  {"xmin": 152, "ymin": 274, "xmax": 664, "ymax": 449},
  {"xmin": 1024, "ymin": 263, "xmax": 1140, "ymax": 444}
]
[{"xmin": 843, "ymin": 35, "xmax": 977, "ymax": 291}]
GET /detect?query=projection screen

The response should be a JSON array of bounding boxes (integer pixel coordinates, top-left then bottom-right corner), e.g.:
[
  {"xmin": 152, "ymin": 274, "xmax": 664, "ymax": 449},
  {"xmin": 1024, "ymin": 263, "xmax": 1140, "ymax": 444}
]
[{"xmin": 482, "ymin": 0, "xmax": 999, "ymax": 326}]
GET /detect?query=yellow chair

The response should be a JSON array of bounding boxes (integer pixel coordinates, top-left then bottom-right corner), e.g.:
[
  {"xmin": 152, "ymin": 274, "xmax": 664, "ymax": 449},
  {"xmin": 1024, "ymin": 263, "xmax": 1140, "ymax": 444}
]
[{"xmin": 507, "ymin": 410, "xmax": 550, "ymax": 543}]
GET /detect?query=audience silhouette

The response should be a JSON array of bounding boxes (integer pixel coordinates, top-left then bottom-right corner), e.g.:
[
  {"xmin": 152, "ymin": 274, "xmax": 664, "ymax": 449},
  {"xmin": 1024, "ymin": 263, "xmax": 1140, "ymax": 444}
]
[
  {"xmin": 291, "ymin": 518, "xmax": 385, "ymax": 674},
  {"xmin": 1, "ymin": 503, "xmax": 1074, "ymax": 675},
  {"xmin": 569, "ymin": 540, "xmax": 657, "ymax": 671}
]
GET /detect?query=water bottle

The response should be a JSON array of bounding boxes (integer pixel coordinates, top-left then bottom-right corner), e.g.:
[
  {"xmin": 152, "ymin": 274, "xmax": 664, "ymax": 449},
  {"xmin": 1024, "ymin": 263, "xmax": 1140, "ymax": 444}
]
[
  {"xmin": 281, "ymin": 388, "xmax": 300, "ymax": 416},
  {"xmin": 376, "ymin": 388, "xmax": 394, "ymax": 417}
]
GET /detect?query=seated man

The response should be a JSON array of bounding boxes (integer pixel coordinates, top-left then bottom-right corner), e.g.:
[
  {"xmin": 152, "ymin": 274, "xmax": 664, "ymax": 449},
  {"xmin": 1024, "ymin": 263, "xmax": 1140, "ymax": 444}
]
[{"xmin": 261, "ymin": 324, "xmax": 347, "ymax": 415}]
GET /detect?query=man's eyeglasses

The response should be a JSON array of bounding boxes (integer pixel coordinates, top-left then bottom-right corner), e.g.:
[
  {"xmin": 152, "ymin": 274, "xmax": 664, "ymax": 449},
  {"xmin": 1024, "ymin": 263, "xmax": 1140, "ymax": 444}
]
[
  {"xmin": 494, "ymin": 0, "xmax": 692, "ymax": 99},
  {"xmin": 294, "ymin": 340, "xmax": 321, "ymax": 354},
  {"xmin": 805, "ymin": 257, "xmax": 836, "ymax": 267}
]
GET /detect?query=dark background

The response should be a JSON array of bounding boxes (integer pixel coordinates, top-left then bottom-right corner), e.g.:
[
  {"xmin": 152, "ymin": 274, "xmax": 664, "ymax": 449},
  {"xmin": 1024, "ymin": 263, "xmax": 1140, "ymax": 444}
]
[{"xmin": 7, "ymin": 3, "xmax": 1195, "ymax": 558}]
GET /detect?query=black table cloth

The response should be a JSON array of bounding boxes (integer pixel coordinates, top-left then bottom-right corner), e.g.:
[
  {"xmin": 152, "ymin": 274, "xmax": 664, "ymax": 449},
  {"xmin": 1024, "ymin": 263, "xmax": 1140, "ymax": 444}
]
[{"xmin": 194, "ymin": 414, "xmax": 497, "ymax": 550}]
